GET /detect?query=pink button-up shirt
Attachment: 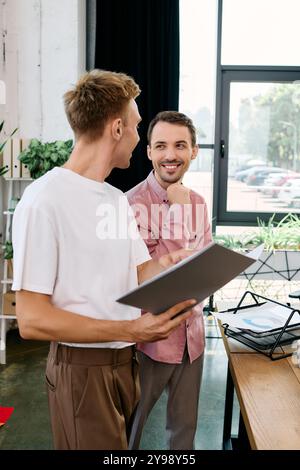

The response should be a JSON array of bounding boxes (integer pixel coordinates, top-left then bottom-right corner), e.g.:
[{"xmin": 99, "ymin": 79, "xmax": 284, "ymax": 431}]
[{"xmin": 126, "ymin": 171, "xmax": 212, "ymax": 364}]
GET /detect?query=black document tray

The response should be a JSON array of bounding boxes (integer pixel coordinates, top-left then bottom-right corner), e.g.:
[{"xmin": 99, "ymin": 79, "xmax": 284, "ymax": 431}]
[{"xmin": 220, "ymin": 291, "xmax": 300, "ymax": 360}]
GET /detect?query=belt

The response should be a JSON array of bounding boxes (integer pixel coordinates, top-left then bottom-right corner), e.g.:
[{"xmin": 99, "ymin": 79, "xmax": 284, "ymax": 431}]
[{"xmin": 49, "ymin": 342, "xmax": 136, "ymax": 366}]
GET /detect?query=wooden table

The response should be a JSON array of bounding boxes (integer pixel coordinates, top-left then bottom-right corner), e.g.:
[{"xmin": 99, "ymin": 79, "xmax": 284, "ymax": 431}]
[{"xmin": 220, "ymin": 323, "xmax": 300, "ymax": 450}]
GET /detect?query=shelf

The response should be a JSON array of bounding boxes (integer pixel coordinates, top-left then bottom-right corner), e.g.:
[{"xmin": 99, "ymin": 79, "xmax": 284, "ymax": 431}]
[
  {"xmin": 3, "ymin": 178, "xmax": 33, "ymax": 181},
  {"xmin": 1, "ymin": 153, "xmax": 32, "ymax": 364}
]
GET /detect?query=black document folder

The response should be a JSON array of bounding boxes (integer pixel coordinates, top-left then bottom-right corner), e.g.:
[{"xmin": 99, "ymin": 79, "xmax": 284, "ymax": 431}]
[{"xmin": 117, "ymin": 242, "xmax": 263, "ymax": 314}]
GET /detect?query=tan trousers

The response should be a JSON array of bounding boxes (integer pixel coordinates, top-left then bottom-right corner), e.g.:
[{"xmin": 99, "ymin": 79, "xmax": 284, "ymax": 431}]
[
  {"xmin": 129, "ymin": 349, "xmax": 204, "ymax": 450},
  {"xmin": 46, "ymin": 342, "xmax": 140, "ymax": 450}
]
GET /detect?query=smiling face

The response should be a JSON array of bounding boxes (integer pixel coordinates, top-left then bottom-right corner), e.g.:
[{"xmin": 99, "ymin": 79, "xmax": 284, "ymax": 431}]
[{"xmin": 147, "ymin": 121, "xmax": 198, "ymax": 188}]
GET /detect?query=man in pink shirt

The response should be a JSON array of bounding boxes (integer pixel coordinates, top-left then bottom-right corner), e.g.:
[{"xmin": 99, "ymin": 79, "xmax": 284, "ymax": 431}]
[{"xmin": 127, "ymin": 111, "xmax": 212, "ymax": 449}]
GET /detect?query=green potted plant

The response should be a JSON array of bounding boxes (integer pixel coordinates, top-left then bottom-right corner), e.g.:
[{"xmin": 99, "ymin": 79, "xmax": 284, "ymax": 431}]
[
  {"xmin": 18, "ymin": 139, "xmax": 73, "ymax": 179},
  {"xmin": 214, "ymin": 213, "xmax": 300, "ymax": 251},
  {"xmin": 213, "ymin": 213, "xmax": 300, "ymax": 299},
  {"xmin": 3, "ymin": 241, "xmax": 13, "ymax": 279}
]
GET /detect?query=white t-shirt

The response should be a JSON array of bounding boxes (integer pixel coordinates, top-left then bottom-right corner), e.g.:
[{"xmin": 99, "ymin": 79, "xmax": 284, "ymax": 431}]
[{"xmin": 12, "ymin": 167, "xmax": 151, "ymax": 349}]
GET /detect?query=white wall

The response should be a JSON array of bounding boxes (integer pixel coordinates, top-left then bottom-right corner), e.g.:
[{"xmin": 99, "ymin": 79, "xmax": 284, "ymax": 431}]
[
  {"xmin": 0, "ymin": 0, "xmax": 86, "ymax": 141},
  {"xmin": 0, "ymin": 0, "xmax": 86, "ymax": 246},
  {"xmin": 0, "ymin": 0, "xmax": 19, "ymax": 138},
  {"xmin": 40, "ymin": 0, "xmax": 86, "ymax": 140}
]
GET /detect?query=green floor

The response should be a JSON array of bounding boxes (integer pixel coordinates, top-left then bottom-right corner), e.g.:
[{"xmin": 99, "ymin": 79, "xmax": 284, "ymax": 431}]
[{"xmin": 0, "ymin": 322, "xmax": 238, "ymax": 450}]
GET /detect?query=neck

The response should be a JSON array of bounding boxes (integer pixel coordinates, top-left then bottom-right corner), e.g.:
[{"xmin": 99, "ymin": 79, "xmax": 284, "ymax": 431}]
[{"xmin": 63, "ymin": 137, "xmax": 114, "ymax": 183}]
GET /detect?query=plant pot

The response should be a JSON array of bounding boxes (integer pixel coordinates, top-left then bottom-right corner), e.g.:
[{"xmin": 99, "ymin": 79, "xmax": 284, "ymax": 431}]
[
  {"xmin": 2, "ymin": 290, "xmax": 16, "ymax": 316},
  {"xmin": 239, "ymin": 250, "xmax": 300, "ymax": 282},
  {"xmin": 7, "ymin": 258, "xmax": 13, "ymax": 279},
  {"xmin": 214, "ymin": 250, "xmax": 300, "ymax": 304}
]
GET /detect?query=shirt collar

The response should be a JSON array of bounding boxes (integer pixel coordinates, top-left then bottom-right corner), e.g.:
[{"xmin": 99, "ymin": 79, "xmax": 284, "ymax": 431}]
[{"xmin": 146, "ymin": 170, "xmax": 168, "ymax": 203}]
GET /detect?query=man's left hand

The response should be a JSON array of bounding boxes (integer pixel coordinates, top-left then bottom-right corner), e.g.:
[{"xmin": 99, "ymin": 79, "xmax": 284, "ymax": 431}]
[{"xmin": 158, "ymin": 248, "xmax": 195, "ymax": 269}]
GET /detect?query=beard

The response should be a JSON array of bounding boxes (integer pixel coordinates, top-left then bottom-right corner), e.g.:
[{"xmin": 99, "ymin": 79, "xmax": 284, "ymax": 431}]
[
  {"xmin": 159, "ymin": 172, "xmax": 182, "ymax": 183},
  {"xmin": 156, "ymin": 160, "xmax": 185, "ymax": 184}
]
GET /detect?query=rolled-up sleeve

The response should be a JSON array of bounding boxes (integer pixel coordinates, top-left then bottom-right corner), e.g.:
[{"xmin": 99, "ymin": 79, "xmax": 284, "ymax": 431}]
[{"xmin": 12, "ymin": 205, "xmax": 58, "ymax": 294}]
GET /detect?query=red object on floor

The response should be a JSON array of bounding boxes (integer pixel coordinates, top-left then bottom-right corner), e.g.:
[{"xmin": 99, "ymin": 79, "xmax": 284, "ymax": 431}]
[{"xmin": 0, "ymin": 407, "xmax": 14, "ymax": 427}]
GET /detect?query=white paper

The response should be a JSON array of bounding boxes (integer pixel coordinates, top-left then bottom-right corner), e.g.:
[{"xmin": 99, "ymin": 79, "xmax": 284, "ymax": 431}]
[{"xmin": 214, "ymin": 301, "xmax": 300, "ymax": 332}]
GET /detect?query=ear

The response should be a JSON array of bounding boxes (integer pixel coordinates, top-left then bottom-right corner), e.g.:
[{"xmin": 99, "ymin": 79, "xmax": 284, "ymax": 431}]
[
  {"xmin": 111, "ymin": 118, "xmax": 123, "ymax": 141},
  {"xmin": 191, "ymin": 145, "xmax": 199, "ymax": 160},
  {"xmin": 147, "ymin": 145, "xmax": 152, "ymax": 161}
]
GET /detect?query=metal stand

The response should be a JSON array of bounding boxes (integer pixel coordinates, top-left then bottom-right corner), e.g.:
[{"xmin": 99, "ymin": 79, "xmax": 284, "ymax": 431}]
[{"xmin": 205, "ymin": 294, "xmax": 222, "ymax": 339}]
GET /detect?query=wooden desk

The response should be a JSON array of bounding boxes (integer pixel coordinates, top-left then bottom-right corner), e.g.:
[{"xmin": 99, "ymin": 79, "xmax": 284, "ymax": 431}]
[{"xmin": 221, "ymin": 328, "xmax": 300, "ymax": 450}]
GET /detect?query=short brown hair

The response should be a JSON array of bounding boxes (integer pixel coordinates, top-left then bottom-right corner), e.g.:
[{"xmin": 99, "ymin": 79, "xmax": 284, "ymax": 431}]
[
  {"xmin": 64, "ymin": 69, "xmax": 141, "ymax": 139},
  {"xmin": 147, "ymin": 111, "xmax": 197, "ymax": 147}
]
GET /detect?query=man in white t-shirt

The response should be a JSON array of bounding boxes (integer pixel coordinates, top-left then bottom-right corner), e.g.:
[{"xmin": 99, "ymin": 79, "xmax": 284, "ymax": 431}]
[{"xmin": 12, "ymin": 70, "xmax": 195, "ymax": 450}]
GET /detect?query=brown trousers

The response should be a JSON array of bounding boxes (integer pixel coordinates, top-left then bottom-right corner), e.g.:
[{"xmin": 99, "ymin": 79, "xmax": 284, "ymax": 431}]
[
  {"xmin": 46, "ymin": 342, "xmax": 140, "ymax": 450},
  {"xmin": 129, "ymin": 349, "xmax": 204, "ymax": 450}
]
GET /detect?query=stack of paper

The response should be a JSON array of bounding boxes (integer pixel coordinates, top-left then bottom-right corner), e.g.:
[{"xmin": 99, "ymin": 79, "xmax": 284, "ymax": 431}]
[{"xmin": 214, "ymin": 302, "xmax": 300, "ymax": 332}]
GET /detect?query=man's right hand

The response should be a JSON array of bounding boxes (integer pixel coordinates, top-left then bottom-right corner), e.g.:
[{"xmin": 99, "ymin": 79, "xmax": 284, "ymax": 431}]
[
  {"xmin": 130, "ymin": 299, "xmax": 196, "ymax": 342},
  {"xmin": 15, "ymin": 291, "xmax": 195, "ymax": 344},
  {"xmin": 167, "ymin": 183, "xmax": 191, "ymax": 205}
]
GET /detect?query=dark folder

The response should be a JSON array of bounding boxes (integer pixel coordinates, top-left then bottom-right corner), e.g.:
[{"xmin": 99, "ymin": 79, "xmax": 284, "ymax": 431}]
[{"xmin": 116, "ymin": 242, "xmax": 263, "ymax": 314}]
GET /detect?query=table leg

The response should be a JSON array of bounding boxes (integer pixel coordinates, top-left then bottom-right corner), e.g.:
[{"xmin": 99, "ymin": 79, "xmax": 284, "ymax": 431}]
[
  {"xmin": 223, "ymin": 362, "xmax": 234, "ymax": 450},
  {"xmin": 235, "ymin": 411, "xmax": 251, "ymax": 449}
]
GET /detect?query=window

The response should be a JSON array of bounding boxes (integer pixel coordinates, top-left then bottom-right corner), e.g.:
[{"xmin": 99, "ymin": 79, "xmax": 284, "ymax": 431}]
[
  {"xmin": 179, "ymin": 0, "xmax": 218, "ymax": 218},
  {"xmin": 216, "ymin": 1, "xmax": 300, "ymax": 225},
  {"xmin": 218, "ymin": 72, "xmax": 300, "ymax": 224},
  {"xmin": 180, "ymin": 0, "xmax": 300, "ymax": 227},
  {"xmin": 222, "ymin": 0, "xmax": 300, "ymax": 66}
]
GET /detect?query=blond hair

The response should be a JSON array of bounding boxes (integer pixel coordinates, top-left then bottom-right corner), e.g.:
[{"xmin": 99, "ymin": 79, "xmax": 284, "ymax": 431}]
[{"xmin": 64, "ymin": 69, "xmax": 141, "ymax": 139}]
